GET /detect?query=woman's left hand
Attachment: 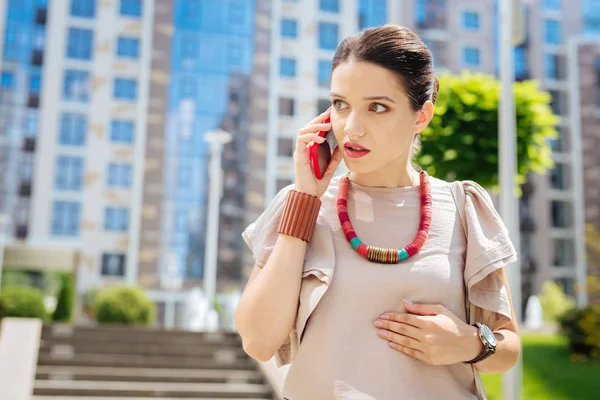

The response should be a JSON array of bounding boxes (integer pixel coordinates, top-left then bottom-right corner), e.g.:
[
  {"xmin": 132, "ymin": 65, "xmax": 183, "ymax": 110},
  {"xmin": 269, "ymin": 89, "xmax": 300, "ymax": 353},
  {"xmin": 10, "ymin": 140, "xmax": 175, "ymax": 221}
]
[{"xmin": 373, "ymin": 299, "xmax": 484, "ymax": 366}]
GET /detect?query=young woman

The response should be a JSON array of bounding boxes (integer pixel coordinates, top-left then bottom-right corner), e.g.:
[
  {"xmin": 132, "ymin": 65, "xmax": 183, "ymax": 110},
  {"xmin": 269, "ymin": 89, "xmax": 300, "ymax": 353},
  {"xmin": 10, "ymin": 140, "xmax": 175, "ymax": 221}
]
[{"xmin": 235, "ymin": 25, "xmax": 521, "ymax": 400}]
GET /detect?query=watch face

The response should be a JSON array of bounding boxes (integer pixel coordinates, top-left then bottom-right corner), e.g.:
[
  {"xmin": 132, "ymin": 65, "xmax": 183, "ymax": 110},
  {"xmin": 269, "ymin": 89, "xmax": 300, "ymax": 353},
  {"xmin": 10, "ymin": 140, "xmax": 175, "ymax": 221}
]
[{"xmin": 480, "ymin": 324, "xmax": 497, "ymax": 347}]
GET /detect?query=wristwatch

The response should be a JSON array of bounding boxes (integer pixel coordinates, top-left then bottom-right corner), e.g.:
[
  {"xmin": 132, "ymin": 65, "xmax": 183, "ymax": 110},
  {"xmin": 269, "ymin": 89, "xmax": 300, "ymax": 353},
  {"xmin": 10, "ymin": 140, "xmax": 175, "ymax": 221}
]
[{"xmin": 463, "ymin": 322, "xmax": 497, "ymax": 364}]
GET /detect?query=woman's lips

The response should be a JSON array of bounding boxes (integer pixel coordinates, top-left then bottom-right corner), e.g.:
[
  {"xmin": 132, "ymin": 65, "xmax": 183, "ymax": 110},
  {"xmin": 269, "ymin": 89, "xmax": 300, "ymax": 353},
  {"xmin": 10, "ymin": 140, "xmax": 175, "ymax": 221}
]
[{"xmin": 344, "ymin": 143, "xmax": 370, "ymax": 159}]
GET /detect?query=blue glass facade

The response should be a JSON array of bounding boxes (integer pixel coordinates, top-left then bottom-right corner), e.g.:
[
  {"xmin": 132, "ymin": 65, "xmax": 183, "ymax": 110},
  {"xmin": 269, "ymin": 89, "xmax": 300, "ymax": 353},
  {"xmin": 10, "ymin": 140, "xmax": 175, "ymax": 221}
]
[
  {"xmin": 0, "ymin": 0, "xmax": 48, "ymax": 221},
  {"xmin": 582, "ymin": 0, "xmax": 600, "ymax": 34},
  {"xmin": 358, "ymin": 0, "xmax": 386, "ymax": 30},
  {"xmin": 165, "ymin": 0, "xmax": 255, "ymax": 279}
]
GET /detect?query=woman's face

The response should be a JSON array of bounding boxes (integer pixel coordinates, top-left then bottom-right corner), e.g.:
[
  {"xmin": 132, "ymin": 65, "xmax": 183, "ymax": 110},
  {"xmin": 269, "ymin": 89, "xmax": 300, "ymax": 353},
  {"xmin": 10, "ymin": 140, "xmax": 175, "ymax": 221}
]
[{"xmin": 329, "ymin": 61, "xmax": 433, "ymax": 178}]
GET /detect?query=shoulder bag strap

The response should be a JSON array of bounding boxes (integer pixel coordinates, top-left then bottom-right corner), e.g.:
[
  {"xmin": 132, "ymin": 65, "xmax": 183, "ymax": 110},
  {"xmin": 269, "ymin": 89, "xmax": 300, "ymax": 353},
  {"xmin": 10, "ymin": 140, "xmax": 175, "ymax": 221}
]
[{"xmin": 449, "ymin": 181, "xmax": 487, "ymax": 400}]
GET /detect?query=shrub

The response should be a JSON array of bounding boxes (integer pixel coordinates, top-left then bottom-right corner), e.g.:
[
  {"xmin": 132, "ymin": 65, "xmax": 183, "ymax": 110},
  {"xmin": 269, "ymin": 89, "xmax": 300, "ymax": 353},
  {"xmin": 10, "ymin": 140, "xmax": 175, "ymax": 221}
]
[
  {"xmin": 558, "ymin": 276, "xmax": 600, "ymax": 360},
  {"xmin": 52, "ymin": 273, "xmax": 73, "ymax": 322},
  {"xmin": 539, "ymin": 280, "xmax": 576, "ymax": 323},
  {"xmin": 95, "ymin": 285, "xmax": 155, "ymax": 326},
  {"xmin": 0, "ymin": 286, "xmax": 48, "ymax": 320}
]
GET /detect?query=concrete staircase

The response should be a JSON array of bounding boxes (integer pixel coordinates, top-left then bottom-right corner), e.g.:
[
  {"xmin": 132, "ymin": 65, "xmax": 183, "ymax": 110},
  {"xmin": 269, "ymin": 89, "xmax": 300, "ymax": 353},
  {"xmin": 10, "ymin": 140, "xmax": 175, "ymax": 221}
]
[{"xmin": 32, "ymin": 324, "xmax": 276, "ymax": 399}]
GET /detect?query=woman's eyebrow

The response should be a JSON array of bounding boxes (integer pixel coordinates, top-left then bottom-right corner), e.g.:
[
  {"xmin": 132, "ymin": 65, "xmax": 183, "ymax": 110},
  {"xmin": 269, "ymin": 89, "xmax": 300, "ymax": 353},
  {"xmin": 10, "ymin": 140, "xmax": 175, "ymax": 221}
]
[{"xmin": 329, "ymin": 92, "xmax": 396, "ymax": 104}]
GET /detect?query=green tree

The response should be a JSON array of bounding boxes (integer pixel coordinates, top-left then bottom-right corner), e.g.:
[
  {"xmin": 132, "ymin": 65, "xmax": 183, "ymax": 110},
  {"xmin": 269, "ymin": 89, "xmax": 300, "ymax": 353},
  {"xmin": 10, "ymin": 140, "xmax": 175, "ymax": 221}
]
[
  {"xmin": 420, "ymin": 72, "xmax": 558, "ymax": 188},
  {"xmin": 52, "ymin": 273, "xmax": 73, "ymax": 322}
]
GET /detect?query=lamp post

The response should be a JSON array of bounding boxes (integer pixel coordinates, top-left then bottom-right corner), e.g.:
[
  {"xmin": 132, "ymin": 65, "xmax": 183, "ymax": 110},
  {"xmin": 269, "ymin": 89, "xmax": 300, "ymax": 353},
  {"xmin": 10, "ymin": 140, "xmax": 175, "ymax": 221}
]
[
  {"xmin": 160, "ymin": 252, "xmax": 182, "ymax": 329},
  {"xmin": 499, "ymin": 0, "xmax": 525, "ymax": 398},
  {"xmin": 203, "ymin": 129, "xmax": 232, "ymax": 327},
  {"xmin": 0, "ymin": 214, "xmax": 9, "ymax": 291}
]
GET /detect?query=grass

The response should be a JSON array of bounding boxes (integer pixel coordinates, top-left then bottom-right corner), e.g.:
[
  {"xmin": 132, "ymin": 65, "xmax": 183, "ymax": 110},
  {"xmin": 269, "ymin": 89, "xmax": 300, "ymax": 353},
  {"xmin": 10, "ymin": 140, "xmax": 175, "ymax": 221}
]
[{"xmin": 481, "ymin": 334, "xmax": 600, "ymax": 400}]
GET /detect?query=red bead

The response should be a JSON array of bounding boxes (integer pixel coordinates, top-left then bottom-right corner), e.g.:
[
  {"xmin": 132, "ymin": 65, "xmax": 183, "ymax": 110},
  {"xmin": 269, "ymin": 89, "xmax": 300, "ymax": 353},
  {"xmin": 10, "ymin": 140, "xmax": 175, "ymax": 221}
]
[
  {"xmin": 344, "ymin": 230, "xmax": 357, "ymax": 241},
  {"xmin": 358, "ymin": 244, "xmax": 369, "ymax": 257}
]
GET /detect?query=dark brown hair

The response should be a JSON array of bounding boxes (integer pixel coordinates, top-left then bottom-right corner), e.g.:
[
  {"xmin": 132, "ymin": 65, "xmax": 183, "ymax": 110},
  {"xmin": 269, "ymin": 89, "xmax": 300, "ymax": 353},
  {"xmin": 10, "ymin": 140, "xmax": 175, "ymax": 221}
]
[{"xmin": 331, "ymin": 24, "xmax": 438, "ymax": 164}]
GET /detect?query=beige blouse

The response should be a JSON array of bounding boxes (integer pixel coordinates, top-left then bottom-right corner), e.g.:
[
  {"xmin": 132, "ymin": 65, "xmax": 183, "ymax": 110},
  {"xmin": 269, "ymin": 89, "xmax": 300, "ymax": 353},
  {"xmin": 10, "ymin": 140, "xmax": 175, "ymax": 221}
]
[{"xmin": 242, "ymin": 175, "xmax": 517, "ymax": 400}]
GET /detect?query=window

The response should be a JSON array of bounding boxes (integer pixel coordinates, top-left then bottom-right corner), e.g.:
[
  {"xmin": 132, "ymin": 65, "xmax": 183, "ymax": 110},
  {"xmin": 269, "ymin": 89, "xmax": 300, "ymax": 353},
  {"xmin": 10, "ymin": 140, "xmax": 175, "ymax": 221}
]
[
  {"xmin": 462, "ymin": 11, "xmax": 479, "ymax": 30},
  {"xmin": 110, "ymin": 120, "xmax": 135, "ymax": 143},
  {"xmin": 555, "ymin": 278, "xmax": 575, "ymax": 297},
  {"xmin": 543, "ymin": 0, "xmax": 561, "ymax": 10},
  {"xmin": 415, "ymin": 0, "xmax": 447, "ymax": 30},
  {"xmin": 278, "ymin": 138, "xmax": 294, "ymax": 157},
  {"xmin": 1, "ymin": 71, "xmax": 14, "ymax": 90},
  {"xmin": 51, "ymin": 201, "xmax": 81, "ymax": 236},
  {"xmin": 549, "ymin": 126, "xmax": 567, "ymax": 152},
  {"xmin": 545, "ymin": 54, "xmax": 559, "ymax": 80},
  {"xmin": 318, "ymin": 60, "xmax": 331, "ymax": 87},
  {"xmin": 114, "ymin": 78, "xmax": 137, "ymax": 100},
  {"xmin": 63, "ymin": 70, "xmax": 90, "ymax": 102},
  {"xmin": 551, "ymin": 200, "xmax": 570, "ymax": 228},
  {"xmin": 583, "ymin": 0, "xmax": 600, "ymax": 34},
  {"xmin": 463, "ymin": 47, "xmax": 480, "ymax": 67},
  {"xmin": 320, "ymin": 0, "xmax": 339, "ymax": 13},
  {"xmin": 514, "ymin": 47, "xmax": 527, "ymax": 79},
  {"xmin": 549, "ymin": 163, "xmax": 568, "ymax": 190},
  {"xmin": 29, "ymin": 73, "xmax": 41, "ymax": 94},
  {"xmin": 317, "ymin": 99, "xmax": 330, "ymax": 114},
  {"xmin": 544, "ymin": 20, "xmax": 561, "ymax": 45},
  {"xmin": 116, "ymin": 36, "xmax": 139, "ymax": 58},
  {"xmin": 55, "ymin": 156, "xmax": 84, "ymax": 190},
  {"xmin": 549, "ymin": 90, "xmax": 561, "ymax": 115},
  {"xmin": 70, "ymin": 0, "xmax": 95, "ymax": 18},
  {"xmin": 107, "ymin": 163, "xmax": 132, "ymax": 187},
  {"xmin": 59, "ymin": 113, "xmax": 87, "ymax": 146},
  {"xmin": 105, "ymin": 207, "xmax": 129, "ymax": 231},
  {"xmin": 66, "ymin": 28, "xmax": 94, "ymax": 60},
  {"xmin": 280, "ymin": 58, "xmax": 296, "ymax": 77},
  {"xmin": 281, "ymin": 19, "xmax": 298, "ymax": 38},
  {"xmin": 101, "ymin": 253, "xmax": 126, "ymax": 276},
  {"xmin": 319, "ymin": 22, "xmax": 339, "ymax": 50},
  {"xmin": 358, "ymin": 0, "xmax": 387, "ymax": 30},
  {"xmin": 279, "ymin": 97, "xmax": 295, "ymax": 116},
  {"xmin": 120, "ymin": 0, "xmax": 142, "ymax": 17}
]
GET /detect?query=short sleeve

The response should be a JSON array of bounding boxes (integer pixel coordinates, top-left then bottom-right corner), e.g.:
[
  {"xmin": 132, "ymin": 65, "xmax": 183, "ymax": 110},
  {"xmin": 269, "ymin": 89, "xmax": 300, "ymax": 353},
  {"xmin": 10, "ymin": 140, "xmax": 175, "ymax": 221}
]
[
  {"xmin": 463, "ymin": 181, "xmax": 518, "ymax": 331},
  {"xmin": 241, "ymin": 184, "xmax": 336, "ymax": 367},
  {"xmin": 242, "ymin": 184, "xmax": 295, "ymax": 267}
]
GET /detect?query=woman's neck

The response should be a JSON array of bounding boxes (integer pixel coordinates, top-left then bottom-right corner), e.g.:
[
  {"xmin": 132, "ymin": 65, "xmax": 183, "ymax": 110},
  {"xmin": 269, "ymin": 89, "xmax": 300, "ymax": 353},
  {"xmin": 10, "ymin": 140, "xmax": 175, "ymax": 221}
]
[{"xmin": 348, "ymin": 160, "xmax": 421, "ymax": 188}]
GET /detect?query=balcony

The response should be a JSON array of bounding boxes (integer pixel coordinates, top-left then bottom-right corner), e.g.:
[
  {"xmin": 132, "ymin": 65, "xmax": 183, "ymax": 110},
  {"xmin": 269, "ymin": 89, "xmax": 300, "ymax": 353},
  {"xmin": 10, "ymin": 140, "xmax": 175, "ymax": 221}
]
[
  {"xmin": 19, "ymin": 181, "xmax": 32, "ymax": 197},
  {"xmin": 35, "ymin": 8, "xmax": 47, "ymax": 25},
  {"xmin": 27, "ymin": 93, "xmax": 40, "ymax": 108},
  {"xmin": 31, "ymin": 50, "xmax": 44, "ymax": 66},
  {"xmin": 23, "ymin": 137, "xmax": 36, "ymax": 152}
]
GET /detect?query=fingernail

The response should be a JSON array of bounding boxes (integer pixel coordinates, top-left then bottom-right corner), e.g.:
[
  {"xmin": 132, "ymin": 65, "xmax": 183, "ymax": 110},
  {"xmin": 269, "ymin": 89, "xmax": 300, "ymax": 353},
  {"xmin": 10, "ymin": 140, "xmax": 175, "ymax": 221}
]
[
  {"xmin": 379, "ymin": 314, "xmax": 390, "ymax": 320},
  {"xmin": 403, "ymin": 299, "xmax": 413, "ymax": 305},
  {"xmin": 374, "ymin": 320, "xmax": 384, "ymax": 327}
]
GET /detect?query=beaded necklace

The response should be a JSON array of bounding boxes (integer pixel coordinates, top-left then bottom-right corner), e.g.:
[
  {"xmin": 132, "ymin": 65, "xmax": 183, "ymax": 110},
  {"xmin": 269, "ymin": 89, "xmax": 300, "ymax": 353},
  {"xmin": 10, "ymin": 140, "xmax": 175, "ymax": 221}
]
[{"xmin": 336, "ymin": 172, "xmax": 432, "ymax": 264}]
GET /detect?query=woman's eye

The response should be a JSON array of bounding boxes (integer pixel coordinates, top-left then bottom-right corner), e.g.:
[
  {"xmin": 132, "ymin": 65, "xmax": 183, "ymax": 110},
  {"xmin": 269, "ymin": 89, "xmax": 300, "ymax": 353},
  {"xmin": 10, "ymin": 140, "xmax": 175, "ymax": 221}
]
[
  {"xmin": 370, "ymin": 103, "xmax": 387, "ymax": 113},
  {"xmin": 333, "ymin": 100, "xmax": 347, "ymax": 110}
]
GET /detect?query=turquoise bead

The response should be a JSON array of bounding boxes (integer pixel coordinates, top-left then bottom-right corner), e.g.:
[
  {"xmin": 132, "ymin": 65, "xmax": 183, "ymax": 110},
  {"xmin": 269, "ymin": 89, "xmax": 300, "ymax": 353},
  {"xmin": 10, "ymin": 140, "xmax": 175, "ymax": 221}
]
[
  {"xmin": 399, "ymin": 249, "xmax": 409, "ymax": 261},
  {"xmin": 350, "ymin": 237, "xmax": 362, "ymax": 250}
]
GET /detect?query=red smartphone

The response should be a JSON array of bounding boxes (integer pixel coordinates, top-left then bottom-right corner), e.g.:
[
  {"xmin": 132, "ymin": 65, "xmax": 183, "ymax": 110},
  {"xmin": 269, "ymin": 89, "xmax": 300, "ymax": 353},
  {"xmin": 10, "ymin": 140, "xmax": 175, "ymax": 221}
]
[{"xmin": 309, "ymin": 117, "xmax": 338, "ymax": 180}]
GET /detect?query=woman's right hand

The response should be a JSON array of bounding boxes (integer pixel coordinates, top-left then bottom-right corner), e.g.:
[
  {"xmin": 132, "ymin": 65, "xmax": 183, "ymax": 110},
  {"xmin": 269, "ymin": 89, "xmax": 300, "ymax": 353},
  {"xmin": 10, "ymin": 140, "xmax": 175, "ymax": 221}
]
[{"xmin": 293, "ymin": 107, "xmax": 343, "ymax": 198}]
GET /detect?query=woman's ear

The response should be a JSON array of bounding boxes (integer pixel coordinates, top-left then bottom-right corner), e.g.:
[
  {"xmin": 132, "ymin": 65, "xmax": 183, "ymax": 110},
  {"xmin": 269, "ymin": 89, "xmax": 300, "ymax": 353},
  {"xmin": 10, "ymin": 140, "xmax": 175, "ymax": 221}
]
[{"xmin": 413, "ymin": 100, "xmax": 434, "ymax": 134}]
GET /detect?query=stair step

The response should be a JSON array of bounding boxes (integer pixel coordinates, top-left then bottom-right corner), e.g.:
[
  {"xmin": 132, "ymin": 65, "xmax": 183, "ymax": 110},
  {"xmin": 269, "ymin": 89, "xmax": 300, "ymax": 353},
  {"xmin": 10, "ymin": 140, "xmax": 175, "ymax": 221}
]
[
  {"xmin": 33, "ymin": 380, "xmax": 272, "ymax": 398},
  {"xmin": 41, "ymin": 333, "xmax": 242, "ymax": 347},
  {"xmin": 33, "ymin": 397, "xmax": 271, "ymax": 400},
  {"xmin": 35, "ymin": 366, "xmax": 263, "ymax": 384},
  {"xmin": 42, "ymin": 325, "xmax": 240, "ymax": 343},
  {"xmin": 37, "ymin": 353, "xmax": 256, "ymax": 370},
  {"xmin": 39, "ymin": 341, "xmax": 247, "ymax": 358}
]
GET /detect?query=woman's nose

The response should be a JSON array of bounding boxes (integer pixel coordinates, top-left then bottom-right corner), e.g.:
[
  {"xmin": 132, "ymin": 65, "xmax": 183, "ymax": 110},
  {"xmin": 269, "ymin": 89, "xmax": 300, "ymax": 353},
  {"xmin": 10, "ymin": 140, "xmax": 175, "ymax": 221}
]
[{"xmin": 343, "ymin": 113, "xmax": 366, "ymax": 139}]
